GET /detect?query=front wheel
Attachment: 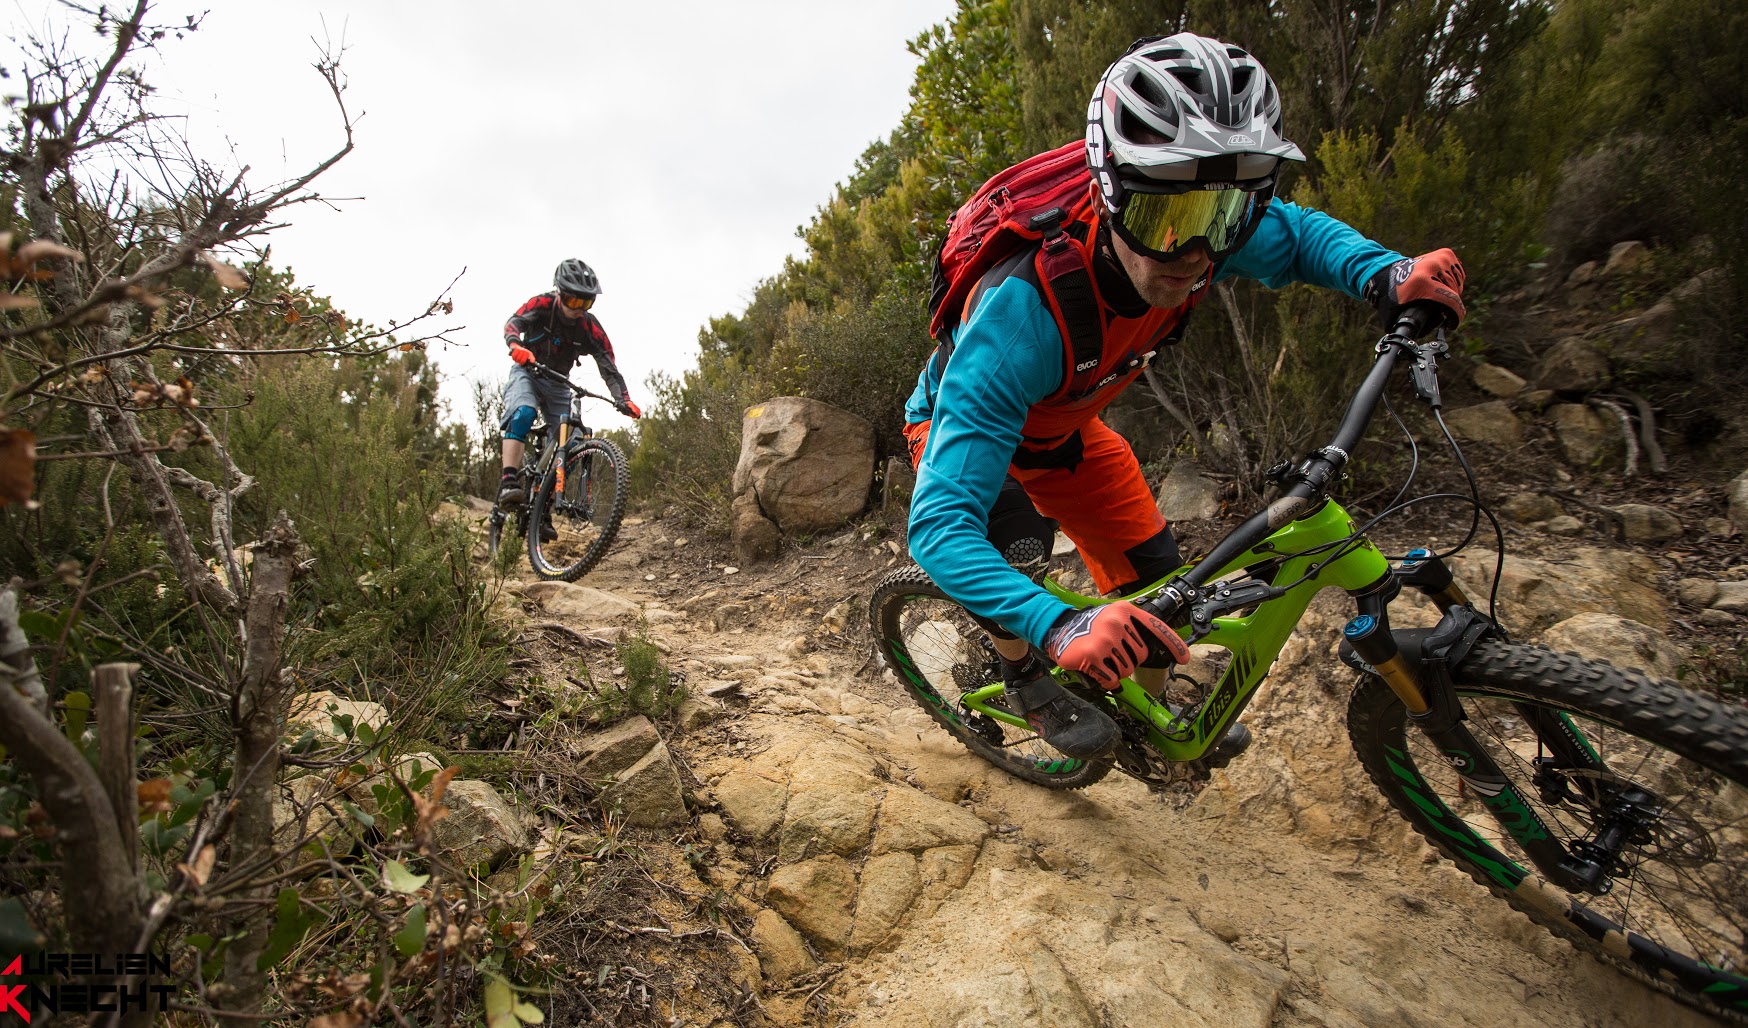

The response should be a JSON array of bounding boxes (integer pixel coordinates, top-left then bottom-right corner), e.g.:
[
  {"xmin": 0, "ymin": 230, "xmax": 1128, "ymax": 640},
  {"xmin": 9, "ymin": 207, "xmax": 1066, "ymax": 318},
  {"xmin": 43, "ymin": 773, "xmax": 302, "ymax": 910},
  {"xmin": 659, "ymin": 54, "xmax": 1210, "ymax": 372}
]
[
  {"xmin": 1347, "ymin": 638, "xmax": 1748, "ymax": 1022},
  {"xmin": 527, "ymin": 437, "xmax": 628, "ymax": 581},
  {"xmin": 869, "ymin": 564, "xmax": 1112, "ymax": 789}
]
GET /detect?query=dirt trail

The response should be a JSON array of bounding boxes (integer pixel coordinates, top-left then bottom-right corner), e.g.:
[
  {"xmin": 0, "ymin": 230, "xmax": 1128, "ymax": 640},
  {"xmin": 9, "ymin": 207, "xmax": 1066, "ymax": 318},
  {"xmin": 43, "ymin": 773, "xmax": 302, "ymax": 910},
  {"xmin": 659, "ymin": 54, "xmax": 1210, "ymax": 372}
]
[{"xmin": 533, "ymin": 514, "xmax": 1717, "ymax": 1028}]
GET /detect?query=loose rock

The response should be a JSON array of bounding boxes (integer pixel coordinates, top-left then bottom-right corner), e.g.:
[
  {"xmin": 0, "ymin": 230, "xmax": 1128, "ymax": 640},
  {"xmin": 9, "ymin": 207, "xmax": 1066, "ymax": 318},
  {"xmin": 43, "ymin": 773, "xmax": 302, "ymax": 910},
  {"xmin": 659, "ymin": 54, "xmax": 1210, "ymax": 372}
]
[
  {"xmin": 600, "ymin": 740, "xmax": 689, "ymax": 829},
  {"xmin": 1535, "ymin": 338, "xmax": 1610, "ymax": 395},
  {"xmin": 1443, "ymin": 402, "xmax": 1525, "ymax": 448},
  {"xmin": 429, "ymin": 779, "xmax": 535, "ymax": 871},
  {"xmin": 751, "ymin": 910, "xmax": 817, "ymax": 984}
]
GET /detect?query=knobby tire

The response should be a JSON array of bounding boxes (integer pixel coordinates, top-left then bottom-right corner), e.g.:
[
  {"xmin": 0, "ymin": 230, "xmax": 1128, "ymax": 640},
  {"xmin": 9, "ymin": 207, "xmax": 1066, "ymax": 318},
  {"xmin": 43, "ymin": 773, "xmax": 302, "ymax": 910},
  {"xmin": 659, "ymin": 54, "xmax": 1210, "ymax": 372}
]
[
  {"xmin": 1347, "ymin": 638, "xmax": 1748, "ymax": 1022},
  {"xmin": 870, "ymin": 563, "xmax": 1113, "ymax": 789},
  {"xmin": 527, "ymin": 437, "xmax": 629, "ymax": 582}
]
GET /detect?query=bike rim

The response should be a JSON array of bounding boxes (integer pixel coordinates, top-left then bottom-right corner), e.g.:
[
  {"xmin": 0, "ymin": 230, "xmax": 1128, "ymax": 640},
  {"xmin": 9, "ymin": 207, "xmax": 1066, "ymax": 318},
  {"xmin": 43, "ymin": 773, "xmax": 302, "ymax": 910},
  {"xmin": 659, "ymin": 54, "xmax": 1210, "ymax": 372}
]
[
  {"xmin": 886, "ymin": 590, "xmax": 1090, "ymax": 777},
  {"xmin": 1399, "ymin": 691, "xmax": 1748, "ymax": 988}
]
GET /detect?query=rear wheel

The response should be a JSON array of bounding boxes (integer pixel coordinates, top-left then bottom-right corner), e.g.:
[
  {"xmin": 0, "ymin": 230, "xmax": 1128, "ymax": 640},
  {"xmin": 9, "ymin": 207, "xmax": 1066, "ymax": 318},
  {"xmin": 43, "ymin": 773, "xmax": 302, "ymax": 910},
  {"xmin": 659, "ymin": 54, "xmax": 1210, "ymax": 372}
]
[
  {"xmin": 527, "ymin": 437, "xmax": 628, "ymax": 582},
  {"xmin": 1347, "ymin": 638, "xmax": 1748, "ymax": 1022},
  {"xmin": 870, "ymin": 564, "xmax": 1112, "ymax": 789}
]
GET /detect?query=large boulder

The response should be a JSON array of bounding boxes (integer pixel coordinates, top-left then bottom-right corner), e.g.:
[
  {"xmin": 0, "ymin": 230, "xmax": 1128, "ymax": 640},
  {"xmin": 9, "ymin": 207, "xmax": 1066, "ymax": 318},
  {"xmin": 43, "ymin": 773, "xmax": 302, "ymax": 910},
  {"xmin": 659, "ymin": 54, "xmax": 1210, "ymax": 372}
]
[
  {"xmin": 731, "ymin": 397, "xmax": 876, "ymax": 536},
  {"xmin": 1541, "ymin": 612, "xmax": 1683, "ymax": 681},
  {"xmin": 1448, "ymin": 546, "xmax": 1668, "ymax": 634}
]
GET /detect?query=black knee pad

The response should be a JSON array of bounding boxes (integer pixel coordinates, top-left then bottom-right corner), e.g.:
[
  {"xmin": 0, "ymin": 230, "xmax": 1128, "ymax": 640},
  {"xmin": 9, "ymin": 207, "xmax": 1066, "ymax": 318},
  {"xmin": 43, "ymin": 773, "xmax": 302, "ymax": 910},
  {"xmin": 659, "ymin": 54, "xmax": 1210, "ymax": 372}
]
[{"xmin": 987, "ymin": 476, "xmax": 1057, "ymax": 582}]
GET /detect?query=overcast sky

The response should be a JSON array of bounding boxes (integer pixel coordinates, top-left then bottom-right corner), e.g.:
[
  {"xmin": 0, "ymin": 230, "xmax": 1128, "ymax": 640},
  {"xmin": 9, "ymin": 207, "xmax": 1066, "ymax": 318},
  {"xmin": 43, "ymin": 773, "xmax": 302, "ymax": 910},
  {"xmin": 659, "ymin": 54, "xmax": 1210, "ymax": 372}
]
[{"xmin": 18, "ymin": 1, "xmax": 956, "ymax": 429}]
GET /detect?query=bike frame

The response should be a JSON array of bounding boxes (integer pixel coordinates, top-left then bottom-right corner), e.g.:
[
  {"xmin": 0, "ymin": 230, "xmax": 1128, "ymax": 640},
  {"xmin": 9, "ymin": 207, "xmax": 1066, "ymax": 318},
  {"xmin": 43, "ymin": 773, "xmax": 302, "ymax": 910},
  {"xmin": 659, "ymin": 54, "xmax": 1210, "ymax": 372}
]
[
  {"xmin": 942, "ymin": 320, "xmax": 1613, "ymax": 895},
  {"xmin": 955, "ymin": 499, "xmax": 1386, "ymax": 761}
]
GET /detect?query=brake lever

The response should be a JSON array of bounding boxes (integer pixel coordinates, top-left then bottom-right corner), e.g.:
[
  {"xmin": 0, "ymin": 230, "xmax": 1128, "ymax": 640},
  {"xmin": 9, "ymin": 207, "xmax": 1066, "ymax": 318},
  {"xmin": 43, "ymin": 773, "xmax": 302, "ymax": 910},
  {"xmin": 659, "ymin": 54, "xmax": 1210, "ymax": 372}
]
[{"xmin": 1409, "ymin": 332, "xmax": 1449, "ymax": 409}]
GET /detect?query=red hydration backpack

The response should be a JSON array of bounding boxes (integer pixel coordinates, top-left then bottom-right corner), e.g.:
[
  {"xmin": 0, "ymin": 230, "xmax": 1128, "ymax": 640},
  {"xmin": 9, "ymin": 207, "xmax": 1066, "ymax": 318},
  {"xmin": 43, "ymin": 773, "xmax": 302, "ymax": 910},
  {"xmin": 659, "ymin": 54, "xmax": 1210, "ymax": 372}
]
[{"xmin": 926, "ymin": 141, "xmax": 1105, "ymax": 386}]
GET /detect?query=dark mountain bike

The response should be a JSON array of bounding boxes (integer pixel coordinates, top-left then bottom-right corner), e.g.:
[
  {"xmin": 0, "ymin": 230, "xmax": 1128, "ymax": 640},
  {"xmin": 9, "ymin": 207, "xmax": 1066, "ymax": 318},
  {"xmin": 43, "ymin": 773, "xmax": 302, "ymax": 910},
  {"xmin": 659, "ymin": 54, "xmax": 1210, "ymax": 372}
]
[
  {"xmin": 870, "ymin": 307, "xmax": 1748, "ymax": 1021},
  {"xmin": 487, "ymin": 363, "xmax": 629, "ymax": 582}
]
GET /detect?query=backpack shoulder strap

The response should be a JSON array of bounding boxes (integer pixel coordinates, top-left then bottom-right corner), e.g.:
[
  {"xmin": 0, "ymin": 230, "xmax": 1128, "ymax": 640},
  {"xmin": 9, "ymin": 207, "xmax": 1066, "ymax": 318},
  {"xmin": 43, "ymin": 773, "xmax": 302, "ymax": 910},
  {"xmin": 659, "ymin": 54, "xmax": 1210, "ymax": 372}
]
[{"xmin": 1029, "ymin": 207, "xmax": 1104, "ymax": 396}]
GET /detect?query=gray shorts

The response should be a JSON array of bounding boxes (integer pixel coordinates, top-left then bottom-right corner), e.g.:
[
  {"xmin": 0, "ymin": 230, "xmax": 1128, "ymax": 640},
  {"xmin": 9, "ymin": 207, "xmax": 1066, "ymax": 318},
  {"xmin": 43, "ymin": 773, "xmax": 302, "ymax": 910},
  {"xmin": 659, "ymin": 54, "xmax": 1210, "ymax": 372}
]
[{"xmin": 500, "ymin": 364, "xmax": 573, "ymax": 434}]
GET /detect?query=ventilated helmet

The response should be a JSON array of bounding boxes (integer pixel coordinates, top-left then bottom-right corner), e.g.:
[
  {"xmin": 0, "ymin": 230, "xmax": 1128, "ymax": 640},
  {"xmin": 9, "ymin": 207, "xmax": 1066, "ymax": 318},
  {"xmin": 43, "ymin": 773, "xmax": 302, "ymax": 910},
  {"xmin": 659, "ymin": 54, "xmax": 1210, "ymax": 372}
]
[
  {"xmin": 553, "ymin": 258, "xmax": 600, "ymax": 298},
  {"xmin": 1085, "ymin": 33, "xmax": 1305, "ymax": 261}
]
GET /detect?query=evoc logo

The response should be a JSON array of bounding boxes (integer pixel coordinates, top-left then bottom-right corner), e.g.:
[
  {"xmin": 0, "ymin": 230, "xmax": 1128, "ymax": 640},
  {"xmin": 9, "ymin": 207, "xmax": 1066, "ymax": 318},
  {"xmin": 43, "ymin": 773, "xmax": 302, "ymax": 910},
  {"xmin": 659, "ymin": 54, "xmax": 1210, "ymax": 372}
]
[{"xmin": 1074, "ymin": 358, "xmax": 1099, "ymax": 372}]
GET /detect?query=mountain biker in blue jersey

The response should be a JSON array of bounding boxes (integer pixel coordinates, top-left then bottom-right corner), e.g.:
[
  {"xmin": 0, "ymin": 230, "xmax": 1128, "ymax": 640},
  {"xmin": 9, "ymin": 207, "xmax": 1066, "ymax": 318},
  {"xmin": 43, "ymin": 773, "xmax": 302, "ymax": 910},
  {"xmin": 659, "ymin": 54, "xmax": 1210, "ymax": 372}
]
[
  {"xmin": 904, "ymin": 33, "xmax": 1467, "ymax": 760},
  {"xmin": 497, "ymin": 258, "xmax": 642, "ymax": 508}
]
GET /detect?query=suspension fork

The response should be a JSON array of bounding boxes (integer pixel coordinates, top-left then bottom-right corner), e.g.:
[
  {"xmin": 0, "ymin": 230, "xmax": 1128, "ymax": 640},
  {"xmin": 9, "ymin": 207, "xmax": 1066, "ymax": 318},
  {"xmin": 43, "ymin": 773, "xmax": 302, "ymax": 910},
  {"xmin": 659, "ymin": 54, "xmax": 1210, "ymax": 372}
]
[
  {"xmin": 1343, "ymin": 570, "xmax": 1594, "ymax": 893},
  {"xmin": 554, "ymin": 423, "xmax": 572, "ymax": 494}
]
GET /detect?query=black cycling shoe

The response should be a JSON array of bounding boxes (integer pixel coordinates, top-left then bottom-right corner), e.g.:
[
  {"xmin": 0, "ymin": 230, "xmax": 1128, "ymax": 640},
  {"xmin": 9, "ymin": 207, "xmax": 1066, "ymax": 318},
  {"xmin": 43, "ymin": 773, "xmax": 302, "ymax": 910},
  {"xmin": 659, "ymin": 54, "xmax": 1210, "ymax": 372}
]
[
  {"xmin": 538, "ymin": 518, "xmax": 557, "ymax": 543},
  {"xmin": 497, "ymin": 475, "xmax": 525, "ymax": 506},
  {"xmin": 1004, "ymin": 671, "xmax": 1118, "ymax": 760}
]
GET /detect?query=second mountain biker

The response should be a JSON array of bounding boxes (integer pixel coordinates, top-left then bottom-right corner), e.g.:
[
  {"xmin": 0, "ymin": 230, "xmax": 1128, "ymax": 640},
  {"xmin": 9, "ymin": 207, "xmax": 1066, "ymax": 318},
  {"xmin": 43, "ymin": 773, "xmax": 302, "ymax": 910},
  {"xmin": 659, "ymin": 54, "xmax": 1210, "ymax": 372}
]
[{"xmin": 498, "ymin": 258, "xmax": 643, "ymax": 509}]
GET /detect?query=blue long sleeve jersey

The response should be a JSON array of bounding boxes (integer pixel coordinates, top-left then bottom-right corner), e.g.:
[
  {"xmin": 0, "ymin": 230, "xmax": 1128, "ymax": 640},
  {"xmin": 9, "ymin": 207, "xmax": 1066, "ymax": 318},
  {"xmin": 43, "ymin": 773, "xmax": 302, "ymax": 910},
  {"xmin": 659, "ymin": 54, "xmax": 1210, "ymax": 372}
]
[{"xmin": 903, "ymin": 200, "xmax": 1404, "ymax": 648}]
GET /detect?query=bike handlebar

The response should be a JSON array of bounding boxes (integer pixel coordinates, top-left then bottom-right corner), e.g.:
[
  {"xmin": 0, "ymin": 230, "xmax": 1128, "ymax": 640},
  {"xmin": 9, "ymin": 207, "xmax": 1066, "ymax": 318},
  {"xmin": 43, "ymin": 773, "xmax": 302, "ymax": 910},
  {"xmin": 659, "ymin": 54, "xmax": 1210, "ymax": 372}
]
[
  {"xmin": 523, "ymin": 360, "xmax": 619, "ymax": 406},
  {"xmin": 1138, "ymin": 303, "xmax": 1448, "ymax": 621}
]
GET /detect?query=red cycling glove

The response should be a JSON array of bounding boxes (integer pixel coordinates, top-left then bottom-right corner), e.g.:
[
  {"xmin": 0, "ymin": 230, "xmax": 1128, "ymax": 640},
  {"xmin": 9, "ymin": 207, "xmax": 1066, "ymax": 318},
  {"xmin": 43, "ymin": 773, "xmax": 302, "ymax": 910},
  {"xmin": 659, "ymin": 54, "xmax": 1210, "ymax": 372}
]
[
  {"xmin": 620, "ymin": 399, "xmax": 642, "ymax": 419},
  {"xmin": 1364, "ymin": 248, "xmax": 1467, "ymax": 329},
  {"xmin": 508, "ymin": 343, "xmax": 535, "ymax": 366},
  {"xmin": 1045, "ymin": 601, "xmax": 1189, "ymax": 690}
]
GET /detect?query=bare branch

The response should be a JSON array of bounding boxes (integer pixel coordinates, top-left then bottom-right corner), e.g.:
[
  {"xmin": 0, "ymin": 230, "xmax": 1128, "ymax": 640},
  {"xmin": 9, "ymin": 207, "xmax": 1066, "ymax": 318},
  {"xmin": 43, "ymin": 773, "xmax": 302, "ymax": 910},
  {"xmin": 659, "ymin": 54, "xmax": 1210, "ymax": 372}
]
[
  {"xmin": 0, "ymin": 584, "xmax": 50, "ymax": 716},
  {"xmin": 221, "ymin": 513, "xmax": 302, "ymax": 1017},
  {"xmin": 0, "ymin": 587, "xmax": 145, "ymax": 957}
]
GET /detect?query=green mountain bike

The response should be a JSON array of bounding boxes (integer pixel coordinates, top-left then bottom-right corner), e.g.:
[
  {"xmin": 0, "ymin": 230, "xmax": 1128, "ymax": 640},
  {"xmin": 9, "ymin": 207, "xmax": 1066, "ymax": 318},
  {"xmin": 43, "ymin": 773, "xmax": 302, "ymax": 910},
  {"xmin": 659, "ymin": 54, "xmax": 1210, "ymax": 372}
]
[
  {"xmin": 486, "ymin": 363, "xmax": 629, "ymax": 582},
  {"xmin": 870, "ymin": 311, "xmax": 1748, "ymax": 1022}
]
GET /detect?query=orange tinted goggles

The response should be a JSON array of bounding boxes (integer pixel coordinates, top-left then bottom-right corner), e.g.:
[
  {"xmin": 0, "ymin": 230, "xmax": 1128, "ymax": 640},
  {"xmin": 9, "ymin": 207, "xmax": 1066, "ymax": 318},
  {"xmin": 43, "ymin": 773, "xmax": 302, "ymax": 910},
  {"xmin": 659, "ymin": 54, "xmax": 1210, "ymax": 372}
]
[{"xmin": 560, "ymin": 294, "xmax": 594, "ymax": 311}]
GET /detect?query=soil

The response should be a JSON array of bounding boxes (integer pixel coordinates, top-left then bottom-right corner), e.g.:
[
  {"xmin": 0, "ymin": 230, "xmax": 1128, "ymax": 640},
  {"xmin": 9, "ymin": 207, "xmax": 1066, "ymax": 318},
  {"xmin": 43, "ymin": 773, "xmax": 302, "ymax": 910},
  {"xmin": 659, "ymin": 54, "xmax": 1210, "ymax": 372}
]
[{"xmin": 491, "ymin": 492, "xmax": 1739, "ymax": 1028}]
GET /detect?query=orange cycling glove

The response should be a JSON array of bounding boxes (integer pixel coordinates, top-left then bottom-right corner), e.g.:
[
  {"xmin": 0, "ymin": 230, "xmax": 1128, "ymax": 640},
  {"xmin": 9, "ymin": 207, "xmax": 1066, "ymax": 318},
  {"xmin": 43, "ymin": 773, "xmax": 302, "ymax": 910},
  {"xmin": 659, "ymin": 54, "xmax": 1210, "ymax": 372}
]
[
  {"xmin": 620, "ymin": 399, "xmax": 642, "ymax": 419},
  {"xmin": 509, "ymin": 344, "xmax": 535, "ymax": 366},
  {"xmin": 1364, "ymin": 248, "xmax": 1466, "ymax": 329},
  {"xmin": 1045, "ymin": 601, "xmax": 1189, "ymax": 690}
]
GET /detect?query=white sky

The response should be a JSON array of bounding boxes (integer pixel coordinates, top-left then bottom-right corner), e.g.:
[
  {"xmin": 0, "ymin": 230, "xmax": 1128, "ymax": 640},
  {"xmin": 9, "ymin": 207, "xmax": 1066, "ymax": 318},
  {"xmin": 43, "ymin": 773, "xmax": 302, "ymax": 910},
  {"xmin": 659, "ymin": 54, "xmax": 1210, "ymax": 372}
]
[{"xmin": 16, "ymin": 1, "xmax": 956, "ymax": 429}]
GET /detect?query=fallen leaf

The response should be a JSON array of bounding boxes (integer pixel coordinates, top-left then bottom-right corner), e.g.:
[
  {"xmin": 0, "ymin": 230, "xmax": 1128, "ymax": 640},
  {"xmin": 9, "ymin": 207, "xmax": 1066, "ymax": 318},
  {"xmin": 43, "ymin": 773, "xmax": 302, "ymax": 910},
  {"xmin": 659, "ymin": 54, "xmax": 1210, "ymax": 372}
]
[
  {"xmin": 283, "ymin": 308, "xmax": 302, "ymax": 325},
  {"xmin": 203, "ymin": 253, "xmax": 250, "ymax": 290},
  {"xmin": 0, "ymin": 429, "xmax": 36, "ymax": 506},
  {"xmin": 178, "ymin": 844, "xmax": 217, "ymax": 887},
  {"xmin": 0, "ymin": 293, "xmax": 39, "ymax": 309},
  {"xmin": 137, "ymin": 778, "xmax": 174, "ymax": 816}
]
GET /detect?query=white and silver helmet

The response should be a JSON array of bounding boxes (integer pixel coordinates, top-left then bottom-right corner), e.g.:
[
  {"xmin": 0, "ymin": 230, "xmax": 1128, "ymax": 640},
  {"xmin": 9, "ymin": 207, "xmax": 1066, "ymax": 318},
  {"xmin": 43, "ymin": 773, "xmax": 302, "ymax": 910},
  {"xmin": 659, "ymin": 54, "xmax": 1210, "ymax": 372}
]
[{"xmin": 1085, "ymin": 33, "xmax": 1305, "ymax": 213}]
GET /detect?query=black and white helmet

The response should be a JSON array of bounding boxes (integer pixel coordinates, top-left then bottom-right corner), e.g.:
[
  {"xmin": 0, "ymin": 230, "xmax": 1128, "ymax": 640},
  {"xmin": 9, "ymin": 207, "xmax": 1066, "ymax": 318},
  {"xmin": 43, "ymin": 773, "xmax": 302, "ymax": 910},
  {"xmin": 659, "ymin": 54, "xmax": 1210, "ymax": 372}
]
[
  {"xmin": 1085, "ymin": 33, "xmax": 1305, "ymax": 214},
  {"xmin": 553, "ymin": 258, "xmax": 600, "ymax": 297}
]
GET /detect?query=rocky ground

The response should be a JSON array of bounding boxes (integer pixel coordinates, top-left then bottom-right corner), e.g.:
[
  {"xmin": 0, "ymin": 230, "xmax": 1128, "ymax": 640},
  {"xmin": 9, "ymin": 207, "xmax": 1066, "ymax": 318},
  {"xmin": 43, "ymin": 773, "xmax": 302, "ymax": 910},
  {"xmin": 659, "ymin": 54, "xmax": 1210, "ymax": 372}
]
[
  {"xmin": 426, "ymin": 239, "xmax": 1748, "ymax": 1026},
  {"xmin": 461, "ymin": 487, "xmax": 1741, "ymax": 1028}
]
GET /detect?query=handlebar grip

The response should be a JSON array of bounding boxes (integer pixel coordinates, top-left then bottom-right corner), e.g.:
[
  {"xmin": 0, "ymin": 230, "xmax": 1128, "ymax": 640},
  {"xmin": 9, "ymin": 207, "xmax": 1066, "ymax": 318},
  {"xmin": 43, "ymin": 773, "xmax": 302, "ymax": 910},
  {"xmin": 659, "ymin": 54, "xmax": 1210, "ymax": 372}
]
[{"xmin": 1392, "ymin": 302, "xmax": 1444, "ymax": 340}]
